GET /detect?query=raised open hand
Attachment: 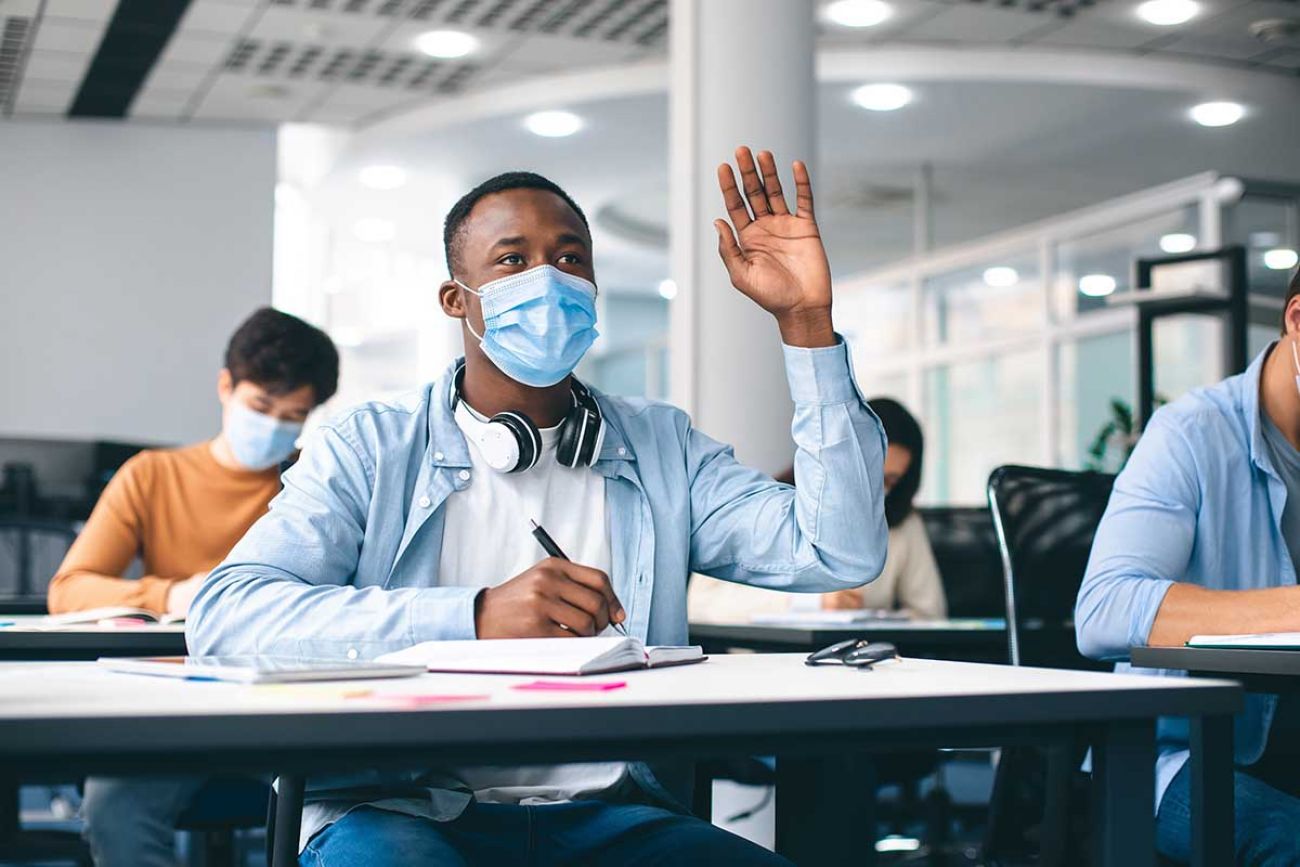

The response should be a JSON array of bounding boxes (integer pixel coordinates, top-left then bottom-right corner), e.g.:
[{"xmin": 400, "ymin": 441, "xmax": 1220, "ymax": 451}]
[{"xmin": 715, "ymin": 147, "xmax": 835, "ymax": 347}]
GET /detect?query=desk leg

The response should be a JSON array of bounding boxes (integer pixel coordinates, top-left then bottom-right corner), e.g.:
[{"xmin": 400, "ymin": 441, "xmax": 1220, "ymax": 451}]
[
  {"xmin": 1190, "ymin": 714, "xmax": 1233, "ymax": 867},
  {"xmin": 1092, "ymin": 719, "xmax": 1155, "ymax": 867},
  {"xmin": 775, "ymin": 755, "xmax": 875, "ymax": 867},
  {"xmin": 272, "ymin": 774, "xmax": 306, "ymax": 867}
]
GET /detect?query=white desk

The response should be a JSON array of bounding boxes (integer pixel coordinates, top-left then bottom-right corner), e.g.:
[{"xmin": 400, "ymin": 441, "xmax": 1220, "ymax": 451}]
[
  {"xmin": 0, "ymin": 654, "xmax": 1240, "ymax": 866},
  {"xmin": 0, "ymin": 616, "xmax": 186, "ymax": 660}
]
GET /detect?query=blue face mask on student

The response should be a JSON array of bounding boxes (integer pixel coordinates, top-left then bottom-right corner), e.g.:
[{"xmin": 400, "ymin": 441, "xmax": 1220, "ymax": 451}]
[
  {"xmin": 224, "ymin": 400, "xmax": 303, "ymax": 471},
  {"xmin": 456, "ymin": 264, "xmax": 599, "ymax": 388}
]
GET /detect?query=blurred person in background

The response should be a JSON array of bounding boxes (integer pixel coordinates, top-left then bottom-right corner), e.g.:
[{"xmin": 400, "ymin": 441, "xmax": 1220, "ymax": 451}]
[
  {"xmin": 690, "ymin": 396, "xmax": 946, "ymax": 621},
  {"xmin": 51, "ymin": 306, "xmax": 338, "ymax": 867}
]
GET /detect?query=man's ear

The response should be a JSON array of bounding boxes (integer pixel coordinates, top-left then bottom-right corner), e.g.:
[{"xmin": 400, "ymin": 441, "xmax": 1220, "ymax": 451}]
[
  {"xmin": 1285, "ymin": 293, "xmax": 1300, "ymax": 338},
  {"xmin": 217, "ymin": 368, "xmax": 234, "ymax": 405},
  {"xmin": 439, "ymin": 280, "xmax": 466, "ymax": 318}
]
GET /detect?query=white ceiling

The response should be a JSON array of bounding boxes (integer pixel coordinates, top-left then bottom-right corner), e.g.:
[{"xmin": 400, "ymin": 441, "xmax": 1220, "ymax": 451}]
[{"xmin": 2, "ymin": 0, "xmax": 1296, "ymax": 126}]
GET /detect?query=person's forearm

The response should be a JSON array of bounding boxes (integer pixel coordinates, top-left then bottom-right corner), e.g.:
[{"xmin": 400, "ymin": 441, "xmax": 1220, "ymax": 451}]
[
  {"xmin": 1148, "ymin": 583, "xmax": 1300, "ymax": 646},
  {"xmin": 47, "ymin": 571, "xmax": 173, "ymax": 614}
]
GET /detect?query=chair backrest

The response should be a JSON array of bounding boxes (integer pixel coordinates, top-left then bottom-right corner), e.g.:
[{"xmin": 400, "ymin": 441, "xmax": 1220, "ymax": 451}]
[
  {"xmin": 0, "ymin": 518, "xmax": 80, "ymax": 598},
  {"xmin": 987, "ymin": 465, "xmax": 1115, "ymax": 669},
  {"xmin": 917, "ymin": 506, "xmax": 1005, "ymax": 619}
]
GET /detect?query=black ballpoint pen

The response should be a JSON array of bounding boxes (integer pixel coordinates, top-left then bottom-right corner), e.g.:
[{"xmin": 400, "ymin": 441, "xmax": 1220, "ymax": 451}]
[{"xmin": 530, "ymin": 518, "xmax": 629, "ymax": 636}]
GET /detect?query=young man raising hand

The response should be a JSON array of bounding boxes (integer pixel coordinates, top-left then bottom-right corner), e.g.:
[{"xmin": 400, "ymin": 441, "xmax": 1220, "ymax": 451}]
[{"xmin": 189, "ymin": 147, "xmax": 888, "ymax": 865}]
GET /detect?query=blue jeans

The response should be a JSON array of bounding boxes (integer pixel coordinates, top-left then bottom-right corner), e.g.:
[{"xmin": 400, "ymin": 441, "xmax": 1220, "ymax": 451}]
[
  {"xmin": 301, "ymin": 801, "xmax": 791, "ymax": 866},
  {"xmin": 1156, "ymin": 763, "xmax": 1300, "ymax": 865}
]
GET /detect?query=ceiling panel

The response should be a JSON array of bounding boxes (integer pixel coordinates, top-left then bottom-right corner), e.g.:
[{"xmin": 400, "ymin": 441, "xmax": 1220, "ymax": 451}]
[
  {"xmin": 128, "ymin": 87, "xmax": 193, "ymax": 120},
  {"xmin": 25, "ymin": 16, "xmax": 104, "ymax": 53},
  {"xmin": 188, "ymin": 70, "xmax": 330, "ymax": 121},
  {"xmin": 1162, "ymin": 32, "xmax": 1280, "ymax": 59},
  {"xmin": 39, "ymin": 0, "xmax": 118, "ymax": 23},
  {"xmin": 11, "ymin": 79, "xmax": 76, "ymax": 113},
  {"xmin": 157, "ymin": 32, "xmax": 241, "ymax": 67},
  {"xmin": 251, "ymin": 4, "xmax": 395, "ymax": 45},
  {"xmin": 898, "ymin": 5, "xmax": 1063, "ymax": 42},
  {"xmin": 178, "ymin": 0, "xmax": 260, "ymax": 36},
  {"xmin": 21, "ymin": 49, "xmax": 91, "ymax": 82},
  {"xmin": 1031, "ymin": 19, "xmax": 1162, "ymax": 49}
]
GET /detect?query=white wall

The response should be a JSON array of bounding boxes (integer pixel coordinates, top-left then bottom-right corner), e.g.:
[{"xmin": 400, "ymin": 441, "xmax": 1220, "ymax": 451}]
[{"xmin": 0, "ymin": 120, "xmax": 276, "ymax": 446}]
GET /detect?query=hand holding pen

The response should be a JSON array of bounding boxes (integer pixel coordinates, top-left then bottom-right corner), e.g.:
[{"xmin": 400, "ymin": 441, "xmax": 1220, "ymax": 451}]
[
  {"xmin": 531, "ymin": 519, "xmax": 629, "ymax": 637},
  {"xmin": 471, "ymin": 522, "xmax": 629, "ymax": 640}
]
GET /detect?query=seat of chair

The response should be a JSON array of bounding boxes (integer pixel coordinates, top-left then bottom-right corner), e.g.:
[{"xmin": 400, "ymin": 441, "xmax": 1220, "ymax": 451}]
[{"xmin": 175, "ymin": 777, "xmax": 270, "ymax": 831}]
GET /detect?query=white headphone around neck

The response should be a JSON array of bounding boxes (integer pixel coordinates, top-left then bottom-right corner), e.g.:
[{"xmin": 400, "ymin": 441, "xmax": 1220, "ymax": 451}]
[{"xmin": 448, "ymin": 363, "xmax": 605, "ymax": 473}]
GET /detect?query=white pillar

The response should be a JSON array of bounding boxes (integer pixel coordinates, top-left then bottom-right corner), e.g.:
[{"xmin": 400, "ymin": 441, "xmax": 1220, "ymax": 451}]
[{"xmin": 669, "ymin": 0, "xmax": 817, "ymax": 475}]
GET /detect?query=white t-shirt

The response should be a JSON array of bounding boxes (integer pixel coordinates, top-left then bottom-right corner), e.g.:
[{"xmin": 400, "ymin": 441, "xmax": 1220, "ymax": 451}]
[{"xmin": 439, "ymin": 400, "xmax": 626, "ymax": 804}]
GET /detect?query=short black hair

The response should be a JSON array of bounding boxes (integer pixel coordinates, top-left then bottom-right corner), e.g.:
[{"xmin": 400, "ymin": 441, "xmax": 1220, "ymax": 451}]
[
  {"xmin": 1286, "ymin": 268, "xmax": 1300, "ymax": 334},
  {"xmin": 442, "ymin": 171, "xmax": 589, "ymax": 276},
  {"xmin": 224, "ymin": 307, "xmax": 339, "ymax": 405}
]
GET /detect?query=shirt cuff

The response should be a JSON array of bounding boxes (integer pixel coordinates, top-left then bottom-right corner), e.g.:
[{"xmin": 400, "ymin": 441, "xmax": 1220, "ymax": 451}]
[
  {"xmin": 410, "ymin": 586, "xmax": 482, "ymax": 642},
  {"xmin": 782, "ymin": 336, "xmax": 860, "ymax": 405}
]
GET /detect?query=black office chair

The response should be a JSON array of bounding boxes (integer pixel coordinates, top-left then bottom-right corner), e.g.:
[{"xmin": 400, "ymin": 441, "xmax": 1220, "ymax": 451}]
[
  {"xmin": 0, "ymin": 518, "xmax": 79, "ymax": 598},
  {"xmin": 919, "ymin": 506, "xmax": 1005, "ymax": 619},
  {"xmin": 177, "ymin": 777, "xmax": 272, "ymax": 866},
  {"xmin": 982, "ymin": 465, "xmax": 1116, "ymax": 867}
]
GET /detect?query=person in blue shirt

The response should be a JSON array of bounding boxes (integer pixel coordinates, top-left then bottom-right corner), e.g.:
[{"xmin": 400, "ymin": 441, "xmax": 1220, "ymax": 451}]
[
  {"xmin": 1076, "ymin": 268, "xmax": 1300, "ymax": 865},
  {"xmin": 187, "ymin": 146, "xmax": 888, "ymax": 866}
]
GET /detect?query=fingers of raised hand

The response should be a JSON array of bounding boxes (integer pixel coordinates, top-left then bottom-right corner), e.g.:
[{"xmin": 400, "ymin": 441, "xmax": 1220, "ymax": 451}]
[
  {"xmin": 735, "ymin": 146, "xmax": 771, "ymax": 220},
  {"xmin": 756, "ymin": 150, "xmax": 789, "ymax": 216}
]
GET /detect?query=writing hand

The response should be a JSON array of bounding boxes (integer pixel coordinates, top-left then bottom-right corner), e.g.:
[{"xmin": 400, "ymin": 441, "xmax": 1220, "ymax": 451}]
[{"xmin": 475, "ymin": 558, "xmax": 626, "ymax": 639}]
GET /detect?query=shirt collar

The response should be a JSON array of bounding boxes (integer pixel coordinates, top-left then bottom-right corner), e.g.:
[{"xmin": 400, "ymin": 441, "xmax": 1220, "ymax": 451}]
[{"xmin": 426, "ymin": 358, "xmax": 635, "ymax": 469}]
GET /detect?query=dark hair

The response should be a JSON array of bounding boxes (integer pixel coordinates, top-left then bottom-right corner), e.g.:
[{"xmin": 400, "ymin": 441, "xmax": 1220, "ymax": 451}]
[
  {"xmin": 224, "ymin": 307, "xmax": 339, "ymax": 405},
  {"xmin": 442, "ymin": 171, "xmax": 589, "ymax": 276},
  {"xmin": 1285, "ymin": 268, "xmax": 1300, "ymax": 335},
  {"xmin": 870, "ymin": 397, "xmax": 924, "ymax": 528}
]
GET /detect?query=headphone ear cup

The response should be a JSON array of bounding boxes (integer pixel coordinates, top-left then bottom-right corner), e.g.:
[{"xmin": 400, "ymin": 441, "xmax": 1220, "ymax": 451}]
[
  {"xmin": 491, "ymin": 412, "xmax": 542, "ymax": 473},
  {"xmin": 557, "ymin": 404, "xmax": 603, "ymax": 469},
  {"xmin": 556, "ymin": 410, "xmax": 582, "ymax": 469}
]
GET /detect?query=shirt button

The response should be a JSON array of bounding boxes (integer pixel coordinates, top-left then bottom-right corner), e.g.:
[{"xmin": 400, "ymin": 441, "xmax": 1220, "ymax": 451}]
[
  {"xmin": 618, "ymin": 447, "xmax": 627, "ymax": 456},
  {"xmin": 417, "ymin": 496, "xmax": 431, "ymax": 509},
  {"xmin": 458, "ymin": 470, "xmax": 471, "ymax": 481},
  {"xmin": 346, "ymin": 648, "xmax": 358, "ymax": 660},
  {"xmin": 433, "ymin": 452, "xmax": 444, "ymax": 461}
]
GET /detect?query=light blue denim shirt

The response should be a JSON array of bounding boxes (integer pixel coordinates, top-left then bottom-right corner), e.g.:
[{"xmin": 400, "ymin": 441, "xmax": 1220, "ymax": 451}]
[
  {"xmin": 1076, "ymin": 342, "xmax": 1296, "ymax": 809},
  {"xmin": 188, "ymin": 339, "xmax": 888, "ymax": 824}
]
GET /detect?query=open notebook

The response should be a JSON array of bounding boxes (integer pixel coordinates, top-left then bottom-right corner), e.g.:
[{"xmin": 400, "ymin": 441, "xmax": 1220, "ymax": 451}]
[
  {"xmin": 1188, "ymin": 633, "xmax": 1300, "ymax": 649},
  {"xmin": 377, "ymin": 636, "xmax": 706, "ymax": 676},
  {"xmin": 37, "ymin": 607, "xmax": 184, "ymax": 627}
]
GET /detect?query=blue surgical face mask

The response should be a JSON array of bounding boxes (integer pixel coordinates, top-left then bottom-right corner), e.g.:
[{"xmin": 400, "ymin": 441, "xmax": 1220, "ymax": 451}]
[
  {"xmin": 456, "ymin": 264, "xmax": 599, "ymax": 388},
  {"xmin": 223, "ymin": 400, "xmax": 303, "ymax": 471}
]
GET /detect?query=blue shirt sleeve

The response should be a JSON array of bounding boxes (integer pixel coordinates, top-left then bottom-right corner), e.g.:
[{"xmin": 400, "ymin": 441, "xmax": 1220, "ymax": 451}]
[
  {"xmin": 687, "ymin": 338, "xmax": 889, "ymax": 591},
  {"xmin": 1075, "ymin": 409, "xmax": 1199, "ymax": 661},
  {"xmin": 186, "ymin": 423, "xmax": 480, "ymax": 659}
]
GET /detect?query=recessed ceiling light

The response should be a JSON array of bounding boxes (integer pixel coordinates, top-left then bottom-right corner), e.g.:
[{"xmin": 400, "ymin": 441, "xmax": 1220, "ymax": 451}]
[
  {"xmin": 850, "ymin": 83, "xmax": 913, "ymax": 112},
  {"xmin": 983, "ymin": 266, "xmax": 1019, "ymax": 288},
  {"xmin": 1190, "ymin": 101, "xmax": 1245, "ymax": 127},
  {"xmin": 524, "ymin": 110, "xmax": 584, "ymax": 138},
  {"xmin": 353, "ymin": 218, "xmax": 397, "ymax": 243},
  {"xmin": 1264, "ymin": 248, "xmax": 1299, "ymax": 271},
  {"xmin": 1160, "ymin": 233, "xmax": 1197, "ymax": 253},
  {"xmin": 657, "ymin": 279, "xmax": 678, "ymax": 300},
  {"xmin": 1136, "ymin": 0, "xmax": 1199, "ymax": 25},
  {"xmin": 824, "ymin": 0, "xmax": 893, "ymax": 28},
  {"xmin": 359, "ymin": 165, "xmax": 408, "ymax": 191},
  {"xmin": 1079, "ymin": 274, "xmax": 1118, "ymax": 297},
  {"xmin": 414, "ymin": 29, "xmax": 479, "ymax": 59}
]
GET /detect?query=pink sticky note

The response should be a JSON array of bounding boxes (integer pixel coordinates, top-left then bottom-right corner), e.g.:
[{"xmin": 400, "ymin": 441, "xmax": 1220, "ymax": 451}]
[
  {"xmin": 513, "ymin": 680, "xmax": 627, "ymax": 692},
  {"xmin": 377, "ymin": 694, "xmax": 490, "ymax": 708}
]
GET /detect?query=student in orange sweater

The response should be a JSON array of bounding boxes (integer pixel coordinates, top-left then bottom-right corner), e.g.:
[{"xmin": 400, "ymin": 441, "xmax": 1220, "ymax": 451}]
[{"xmin": 52, "ymin": 306, "xmax": 338, "ymax": 867}]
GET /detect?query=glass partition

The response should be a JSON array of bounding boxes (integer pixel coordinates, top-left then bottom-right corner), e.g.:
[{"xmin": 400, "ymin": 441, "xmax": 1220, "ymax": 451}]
[{"xmin": 922, "ymin": 252, "xmax": 1041, "ymax": 346}]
